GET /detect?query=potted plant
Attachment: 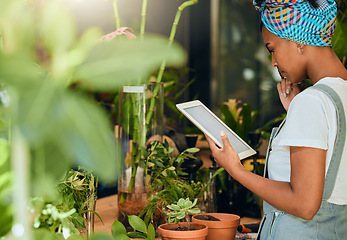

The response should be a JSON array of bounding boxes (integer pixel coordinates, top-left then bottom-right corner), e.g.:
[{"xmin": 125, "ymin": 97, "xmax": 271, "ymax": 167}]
[
  {"xmin": 139, "ymin": 140, "xmax": 199, "ymax": 224},
  {"xmin": 134, "ymin": 140, "xmax": 225, "ymax": 230},
  {"xmin": 158, "ymin": 198, "xmax": 208, "ymax": 240},
  {"xmin": 192, "ymin": 213, "xmax": 240, "ymax": 240}
]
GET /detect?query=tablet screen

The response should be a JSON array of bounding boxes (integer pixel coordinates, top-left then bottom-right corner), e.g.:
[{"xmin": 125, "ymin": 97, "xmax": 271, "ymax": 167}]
[
  {"xmin": 184, "ymin": 105, "xmax": 250, "ymax": 153},
  {"xmin": 176, "ymin": 100, "xmax": 256, "ymax": 160}
]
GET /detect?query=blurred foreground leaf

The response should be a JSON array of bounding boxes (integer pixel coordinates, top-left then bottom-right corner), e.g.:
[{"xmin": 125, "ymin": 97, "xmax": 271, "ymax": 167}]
[
  {"xmin": 0, "ymin": 139, "xmax": 12, "ymax": 238},
  {"xmin": 0, "ymin": 201, "xmax": 12, "ymax": 237},
  {"xmin": 8, "ymin": 80, "xmax": 121, "ymax": 190},
  {"xmin": 74, "ymin": 35, "xmax": 187, "ymax": 91}
]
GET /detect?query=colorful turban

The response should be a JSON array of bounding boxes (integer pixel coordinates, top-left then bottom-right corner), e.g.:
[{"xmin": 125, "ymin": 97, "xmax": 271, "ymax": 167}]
[{"xmin": 253, "ymin": 0, "xmax": 337, "ymax": 46}]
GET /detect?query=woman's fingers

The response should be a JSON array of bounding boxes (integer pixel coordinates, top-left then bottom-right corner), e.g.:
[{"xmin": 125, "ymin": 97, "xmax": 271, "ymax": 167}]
[
  {"xmin": 220, "ymin": 131, "xmax": 231, "ymax": 149},
  {"xmin": 204, "ymin": 134, "xmax": 219, "ymax": 150},
  {"xmin": 279, "ymin": 78, "xmax": 305, "ymax": 98},
  {"xmin": 278, "ymin": 78, "xmax": 291, "ymax": 97}
]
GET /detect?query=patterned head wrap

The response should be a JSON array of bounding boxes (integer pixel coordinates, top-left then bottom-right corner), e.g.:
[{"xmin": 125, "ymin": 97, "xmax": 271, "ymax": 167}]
[{"xmin": 253, "ymin": 0, "xmax": 337, "ymax": 46}]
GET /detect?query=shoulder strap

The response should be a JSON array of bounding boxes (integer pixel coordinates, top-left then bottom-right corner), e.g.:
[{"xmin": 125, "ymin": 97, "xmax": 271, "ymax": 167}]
[
  {"xmin": 263, "ymin": 119, "xmax": 286, "ymax": 178},
  {"xmin": 310, "ymin": 84, "xmax": 346, "ymax": 200}
]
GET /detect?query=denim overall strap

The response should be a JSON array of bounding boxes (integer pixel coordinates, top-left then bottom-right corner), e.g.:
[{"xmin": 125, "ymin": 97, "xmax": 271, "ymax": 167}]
[
  {"xmin": 311, "ymin": 84, "xmax": 346, "ymax": 200},
  {"xmin": 263, "ymin": 119, "xmax": 286, "ymax": 179}
]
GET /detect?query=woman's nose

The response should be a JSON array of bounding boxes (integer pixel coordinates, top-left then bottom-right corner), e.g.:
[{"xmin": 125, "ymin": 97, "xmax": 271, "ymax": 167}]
[{"xmin": 271, "ymin": 56, "xmax": 277, "ymax": 67}]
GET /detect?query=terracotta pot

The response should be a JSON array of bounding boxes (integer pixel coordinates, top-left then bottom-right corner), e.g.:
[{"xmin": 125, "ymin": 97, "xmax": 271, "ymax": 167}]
[
  {"xmin": 158, "ymin": 222, "xmax": 208, "ymax": 240},
  {"xmin": 192, "ymin": 213, "xmax": 240, "ymax": 240}
]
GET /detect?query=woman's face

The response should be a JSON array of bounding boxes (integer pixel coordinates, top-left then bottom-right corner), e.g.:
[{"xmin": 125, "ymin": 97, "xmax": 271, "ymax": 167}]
[{"xmin": 261, "ymin": 26, "xmax": 307, "ymax": 83}]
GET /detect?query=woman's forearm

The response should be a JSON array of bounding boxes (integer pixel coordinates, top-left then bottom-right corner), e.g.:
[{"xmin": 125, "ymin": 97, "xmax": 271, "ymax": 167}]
[
  {"xmin": 206, "ymin": 134, "xmax": 325, "ymax": 220},
  {"xmin": 225, "ymin": 146, "xmax": 325, "ymax": 220},
  {"xmin": 227, "ymin": 166, "xmax": 311, "ymax": 219}
]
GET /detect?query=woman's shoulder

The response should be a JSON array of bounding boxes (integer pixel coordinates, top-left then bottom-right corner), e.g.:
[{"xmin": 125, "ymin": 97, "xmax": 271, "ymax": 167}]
[
  {"xmin": 316, "ymin": 76, "xmax": 347, "ymax": 84},
  {"xmin": 309, "ymin": 77, "xmax": 347, "ymax": 101},
  {"xmin": 289, "ymin": 77, "xmax": 346, "ymax": 112}
]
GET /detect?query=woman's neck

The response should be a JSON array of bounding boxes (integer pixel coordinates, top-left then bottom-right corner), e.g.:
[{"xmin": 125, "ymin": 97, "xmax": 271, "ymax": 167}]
[{"xmin": 306, "ymin": 47, "xmax": 347, "ymax": 84}]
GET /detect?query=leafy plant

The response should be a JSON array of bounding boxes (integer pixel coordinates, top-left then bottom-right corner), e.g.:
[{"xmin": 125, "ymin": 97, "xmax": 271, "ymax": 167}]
[
  {"xmin": 33, "ymin": 169, "xmax": 101, "ymax": 238},
  {"xmin": 165, "ymin": 198, "xmax": 200, "ymax": 230},
  {"xmin": 139, "ymin": 140, "xmax": 198, "ymax": 224},
  {"xmin": 161, "ymin": 68, "xmax": 196, "ymax": 127},
  {"xmin": 32, "ymin": 201, "xmax": 81, "ymax": 239},
  {"xmin": 220, "ymin": 99, "xmax": 259, "ymax": 144},
  {"xmin": 111, "ymin": 215, "xmax": 155, "ymax": 240},
  {"xmin": 58, "ymin": 169, "xmax": 99, "ymax": 222},
  {"xmin": 220, "ymin": 99, "xmax": 285, "ymax": 146},
  {"xmin": 138, "ymin": 140, "xmax": 224, "ymax": 226},
  {"xmin": 332, "ymin": 0, "xmax": 347, "ymax": 66}
]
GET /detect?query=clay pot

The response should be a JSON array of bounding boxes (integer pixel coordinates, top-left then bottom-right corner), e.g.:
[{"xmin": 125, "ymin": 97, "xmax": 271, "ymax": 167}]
[
  {"xmin": 158, "ymin": 222, "xmax": 208, "ymax": 240},
  {"xmin": 192, "ymin": 213, "xmax": 240, "ymax": 240}
]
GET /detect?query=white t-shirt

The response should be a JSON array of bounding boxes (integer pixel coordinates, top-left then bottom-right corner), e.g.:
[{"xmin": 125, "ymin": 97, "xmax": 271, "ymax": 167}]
[{"xmin": 267, "ymin": 77, "xmax": 347, "ymax": 205}]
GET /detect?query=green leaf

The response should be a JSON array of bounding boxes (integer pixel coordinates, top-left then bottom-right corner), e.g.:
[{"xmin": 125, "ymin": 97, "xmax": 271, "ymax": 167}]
[
  {"xmin": 161, "ymin": 170, "xmax": 167, "ymax": 177},
  {"xmin": 39, "ymin": 0, "xmax": 76, "ymax": 55},
  {"xmin": 191, "ymin": 198, "xmax": 198, "ymax": 208},
  {"xmin": 177, "ymin": 212, "xmax": 186, "ymax": 219},
  {"xmin": 128, "ymin": 215, "xmax": 147, "ymax": 234},
  {"xmin": 185, "ymin": 148, "xmax": 200, "ymax": 153},
  {"xmin": 111, "ymin": 220, "xmax": 127, "ymax": 237},
  {"xmin": 332, "ymin": 19, "xmax": 347, "ymax": 61},
  {"xmin": 13, "ymin": 81, "xmax": 120, "ymax": 184},
  {"xmin": 112, "ymin": 234, "xmax": 130, "ymax": 240},
  {"xmin": 74, "ymin": 35, "xmax": 187, "ymax": 91},
  {"xmin": 89, "ymin": 233, "xmax": 114, "ymax": 240},
  {"xmin": 127, "ymin": 232, "xmax": 146, "ymax": 239},
  {"xmin": 221, "ymin": 104, "xmax": 237, "ymax": 131},
  {"xmin": 0, "ymin": 201, "xmax": 12, "ymax": 237},
  {"xmin": 147, "ymin": 223, "xmax": 155, "ymax": 240},
  {"xmin": 57, "ymin": 90, "xmax": 120, "ymax": 182},
  {"xmin": 167, "ymin": 166, "xmax": 175, "ymax": 171},
  {"xmin": 71, "ymin": 213, "xmax": 85, "ymax": 229},
  {"xmin": 167, "ymin": 204, "xmax": 181, "ymax": 211},
  {"xmin": 240, "ymin": 103, "xmax": 252, "ymax": 141},
  {"xmin": 0, "ymin": 52, "xmax": 40, "ymax": 87},
  {"xmin": 67, "ymin": 235, "xmax": 85, "ymax": 240},
  {"xmin": 188, "ymin": 209, "xmax": 200, "ymax": 214},
  {"xmin": 184, "ymin": 199, "xmax": 193, "ymax": 208},
  {"xmin": 33, "ymin": 229, "xmax": 59, "ymax": 240}
]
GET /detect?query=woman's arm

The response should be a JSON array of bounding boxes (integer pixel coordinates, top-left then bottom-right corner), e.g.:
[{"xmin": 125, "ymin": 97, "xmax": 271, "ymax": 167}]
[{"xmin": 206, "ymin": 132, "xmax": 326, "ymax": 220}]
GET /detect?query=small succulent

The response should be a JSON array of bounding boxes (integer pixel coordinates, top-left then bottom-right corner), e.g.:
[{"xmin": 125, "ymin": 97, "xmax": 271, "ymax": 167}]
[{"xmin": 165, "ymin": 198, "xmax": 200, "ymax": 230}]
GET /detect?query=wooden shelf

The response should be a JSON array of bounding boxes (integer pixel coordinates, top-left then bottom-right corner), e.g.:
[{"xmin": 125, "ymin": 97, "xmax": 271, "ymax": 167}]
[{"xmin": 94, "ymin": 194, "xmax": 260, "ymax": 234}]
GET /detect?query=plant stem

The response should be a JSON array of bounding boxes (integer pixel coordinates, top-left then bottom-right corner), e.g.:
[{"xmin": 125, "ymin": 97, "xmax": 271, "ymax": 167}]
[
  {"xmin": 140, "ymin": 0, "xmax": 148, "ymax": 39},
  {"xmin": 146, "ymin": 0, "xmax": 198, "ymax": 124},
  {"xmin": 185, "ymin": 213, "xmax": 190, "ymax": 230},
  {"xmin": 112, "ymin": 0, "xmax": 121, "ymax": 29},
  {"xmin": 156, "ymin": 0, "xmax": 198, "ymax": 83},
  {"xmin": 11, "ymin": 127, "xmax": 32, "ymax": 240}
]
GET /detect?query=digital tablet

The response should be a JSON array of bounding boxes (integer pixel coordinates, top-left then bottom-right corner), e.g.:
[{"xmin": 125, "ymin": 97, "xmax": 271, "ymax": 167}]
[{"xmin": 176, "ymin": 100, "xmax": 256, "ymax": 160}]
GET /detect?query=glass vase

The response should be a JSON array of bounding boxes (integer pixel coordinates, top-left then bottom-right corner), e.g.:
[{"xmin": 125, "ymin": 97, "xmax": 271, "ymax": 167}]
[
  {"xmin": 78, "ymin": 200, "xmax": 96, "ymax": 237},
  {"xmin": 116, "ymin": 82, "xmax": 164, "ymax": 231}
]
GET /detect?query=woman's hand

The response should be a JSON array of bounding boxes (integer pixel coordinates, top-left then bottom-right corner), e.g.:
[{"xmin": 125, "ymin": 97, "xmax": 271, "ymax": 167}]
[
  {"xmin": 205, "ymin": 131, "xmax": 243, "ymax": 175},
  {"xmin": 277, "ymin": 78, "xmax": 305, "ymax": 111}
]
